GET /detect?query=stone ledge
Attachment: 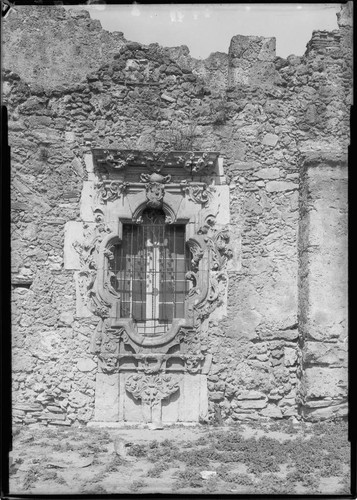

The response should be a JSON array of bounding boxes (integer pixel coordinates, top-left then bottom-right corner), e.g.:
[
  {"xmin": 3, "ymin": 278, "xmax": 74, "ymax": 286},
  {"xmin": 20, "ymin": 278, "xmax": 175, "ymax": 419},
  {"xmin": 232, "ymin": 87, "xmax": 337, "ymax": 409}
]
[
  {"xmin": 302, "ymin": 151, "xmax": 348, "ymax": 168},
  {"xmin": 87, "ymin": 421, "xmax": 198, "ymax": 428}
]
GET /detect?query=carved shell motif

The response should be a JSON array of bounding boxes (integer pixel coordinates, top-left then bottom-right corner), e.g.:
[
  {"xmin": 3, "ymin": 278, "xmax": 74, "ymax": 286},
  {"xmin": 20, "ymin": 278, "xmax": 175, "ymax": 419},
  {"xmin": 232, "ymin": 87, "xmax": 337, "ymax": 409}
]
[{"xmin": 125, "ymin": 373, "xmax": 180, "ymax": 408}]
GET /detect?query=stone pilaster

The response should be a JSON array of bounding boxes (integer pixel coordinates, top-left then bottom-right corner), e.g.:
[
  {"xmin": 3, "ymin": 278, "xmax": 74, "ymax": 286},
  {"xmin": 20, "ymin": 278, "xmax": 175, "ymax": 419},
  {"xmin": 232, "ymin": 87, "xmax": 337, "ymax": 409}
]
[{"xmin": 298, "ymin": 152, "xmax": 348, "ymax": 420}]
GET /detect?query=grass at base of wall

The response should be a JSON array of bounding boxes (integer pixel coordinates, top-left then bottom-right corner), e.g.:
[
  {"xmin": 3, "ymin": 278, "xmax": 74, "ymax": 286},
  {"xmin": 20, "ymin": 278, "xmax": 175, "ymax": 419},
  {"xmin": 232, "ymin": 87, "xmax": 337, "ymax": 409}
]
[{"xmin": 9, "ymin": 419, "xmax": 350, "ymax": 495}]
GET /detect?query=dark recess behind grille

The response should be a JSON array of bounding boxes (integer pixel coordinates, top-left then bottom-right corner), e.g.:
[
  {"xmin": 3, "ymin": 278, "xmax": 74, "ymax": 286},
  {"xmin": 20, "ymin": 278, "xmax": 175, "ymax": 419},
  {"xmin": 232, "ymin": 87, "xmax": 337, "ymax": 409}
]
[{"xmin": 110, "ymin": 209, "xmax": 189, "ymax": 336}]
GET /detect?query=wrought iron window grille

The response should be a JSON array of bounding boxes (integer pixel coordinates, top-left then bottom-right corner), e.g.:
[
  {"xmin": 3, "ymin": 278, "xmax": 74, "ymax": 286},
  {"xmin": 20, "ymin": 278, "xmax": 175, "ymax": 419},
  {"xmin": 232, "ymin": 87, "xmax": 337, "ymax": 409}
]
[{"xmin": 109, "ymin": 208, "xmax": 191, "ymax": 336}]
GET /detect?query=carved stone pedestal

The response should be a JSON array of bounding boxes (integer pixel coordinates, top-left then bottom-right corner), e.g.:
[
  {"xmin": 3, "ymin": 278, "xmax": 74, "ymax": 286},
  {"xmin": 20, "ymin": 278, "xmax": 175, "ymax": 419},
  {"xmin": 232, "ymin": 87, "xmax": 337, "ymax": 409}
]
[{"xmin": 94, "ymin": 371, "xmax": 208, "ymax": 424}]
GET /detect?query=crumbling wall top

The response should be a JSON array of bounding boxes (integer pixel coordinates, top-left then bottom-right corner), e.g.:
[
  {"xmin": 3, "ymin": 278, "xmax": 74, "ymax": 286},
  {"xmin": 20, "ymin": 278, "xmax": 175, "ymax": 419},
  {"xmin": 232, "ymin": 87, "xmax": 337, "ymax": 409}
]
[
  {"xmin": 229, "ymin": 35, "xmax": 276, "ymax": 62},
  {"xmin": 337, "ymin": 1, "xmax": 353, "ymax": 28}
]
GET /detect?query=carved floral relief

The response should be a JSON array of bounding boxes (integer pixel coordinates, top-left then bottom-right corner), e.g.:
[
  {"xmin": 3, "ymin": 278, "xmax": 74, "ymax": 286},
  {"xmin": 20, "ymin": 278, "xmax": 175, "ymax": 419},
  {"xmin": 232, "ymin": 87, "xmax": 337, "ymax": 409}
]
[
  {"xmin": 125, "ymin": 373, "xmax": 180, "ymax": 408},
  {"xmin": 92, "ymin": 149, "xmax": 219, "ymax": 175}
]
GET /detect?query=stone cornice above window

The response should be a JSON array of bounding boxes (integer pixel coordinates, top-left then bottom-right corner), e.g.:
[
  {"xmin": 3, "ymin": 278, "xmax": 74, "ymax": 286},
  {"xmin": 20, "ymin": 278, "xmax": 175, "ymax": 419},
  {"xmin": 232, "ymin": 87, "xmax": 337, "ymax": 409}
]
[{"xmin": 91, "ymin": 149, "xmax": 220, "ymax": 180}]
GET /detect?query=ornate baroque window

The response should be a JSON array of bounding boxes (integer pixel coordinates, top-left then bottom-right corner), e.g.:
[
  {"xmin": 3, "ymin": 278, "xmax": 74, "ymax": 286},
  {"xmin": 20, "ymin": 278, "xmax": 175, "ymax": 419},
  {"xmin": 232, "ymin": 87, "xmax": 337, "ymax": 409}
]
[{"xmin": 74, "ymin": 149, "xmax": 233, "ymax": 423}]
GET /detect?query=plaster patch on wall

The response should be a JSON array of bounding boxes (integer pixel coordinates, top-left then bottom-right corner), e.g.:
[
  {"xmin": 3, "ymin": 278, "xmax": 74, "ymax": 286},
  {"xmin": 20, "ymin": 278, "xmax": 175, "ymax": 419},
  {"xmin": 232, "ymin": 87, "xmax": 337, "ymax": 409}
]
[
  {"xmin": 64, "ymin": 221, "xmax": 83, "ymax": 270},
  {"xmin": 80, "ymin": 181, "xmax": 95, "ymax": 222}
]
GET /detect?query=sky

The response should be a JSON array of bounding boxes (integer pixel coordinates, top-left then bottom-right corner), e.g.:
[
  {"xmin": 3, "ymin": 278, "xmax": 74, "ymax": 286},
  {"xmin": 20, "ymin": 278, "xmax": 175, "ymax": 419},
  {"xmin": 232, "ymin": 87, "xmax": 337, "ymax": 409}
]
[{"xmin": 65, "ymin": 3, "xmax": 341, "ymax": 59}]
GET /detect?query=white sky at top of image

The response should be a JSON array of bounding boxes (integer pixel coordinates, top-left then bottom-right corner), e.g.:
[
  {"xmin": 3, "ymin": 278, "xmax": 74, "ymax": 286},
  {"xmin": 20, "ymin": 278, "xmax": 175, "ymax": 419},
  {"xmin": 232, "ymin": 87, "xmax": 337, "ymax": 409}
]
[{"xmin": 65, "ymin": 3, "xmax": 341, "ymax": 59}]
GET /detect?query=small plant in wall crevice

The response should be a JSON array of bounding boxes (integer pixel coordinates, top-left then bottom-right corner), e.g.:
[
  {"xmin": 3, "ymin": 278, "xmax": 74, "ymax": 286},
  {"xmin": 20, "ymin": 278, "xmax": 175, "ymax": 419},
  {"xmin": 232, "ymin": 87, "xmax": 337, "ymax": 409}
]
[
  {"xmin": 154, "ymin": 122, "xmax": 199, "ymax": 151},
  {"xmin": 39, "ymin": 147, "xmax": 50, "ymax": 162}
]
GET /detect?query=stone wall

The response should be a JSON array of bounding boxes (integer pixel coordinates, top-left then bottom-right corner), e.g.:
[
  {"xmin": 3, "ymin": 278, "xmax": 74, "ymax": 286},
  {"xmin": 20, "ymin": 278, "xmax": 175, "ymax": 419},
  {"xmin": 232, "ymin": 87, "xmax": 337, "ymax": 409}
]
[
  {"xmin": 3, "ymin": 6, "xmax": 126, "ymax": 90},
  {"xmin": 298, "ymin": 153, "xmax": 348, "ymax": 421},
  {"xmin": 5, "ymin": 3, "xmax": 351, "ymax": 426}
]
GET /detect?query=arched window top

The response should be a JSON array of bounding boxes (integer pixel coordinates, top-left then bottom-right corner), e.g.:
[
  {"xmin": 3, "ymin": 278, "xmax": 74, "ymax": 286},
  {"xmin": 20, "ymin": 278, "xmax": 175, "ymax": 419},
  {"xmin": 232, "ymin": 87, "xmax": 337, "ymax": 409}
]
[{"xmin": 140, "ymin": 208, "xmax": 166, "ymax": 225}]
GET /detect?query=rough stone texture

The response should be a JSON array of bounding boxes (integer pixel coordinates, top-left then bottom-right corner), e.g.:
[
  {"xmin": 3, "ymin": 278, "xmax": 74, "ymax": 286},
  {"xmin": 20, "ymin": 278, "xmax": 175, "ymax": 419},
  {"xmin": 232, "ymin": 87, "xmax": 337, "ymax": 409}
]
[
  {"xmin": 77, "ymin": 358, "xmax": 97, "ymax": 372},
  {"xmin": 5, "ymin": 2, "xmax": 351, "ymax": 425},
  {"xmin": 2, "ymin": 6, "xmax": 127, "ymax": 90}
]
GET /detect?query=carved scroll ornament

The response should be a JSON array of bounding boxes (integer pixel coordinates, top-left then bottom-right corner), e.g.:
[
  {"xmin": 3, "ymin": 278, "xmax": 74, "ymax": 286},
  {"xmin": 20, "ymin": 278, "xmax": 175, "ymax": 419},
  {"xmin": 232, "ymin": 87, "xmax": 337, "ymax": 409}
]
[
  {"xmin": 206, "ymin": 228, "xmax": 233, "ymax": 270},
  {"xmin": 185, "ymin": 238, "xmax": 206, "ymax": 306},
  {"xmin": 187, "ymin": 239, "xmax": 204, "ymax": 272},
  {"xmin": 181, "ymin": 182, "xmax": 215, "ymax": 207},
  {"xmin": 193, "ymin": 221, "xmax": 233, "ymax": 320},
  {"xmin": 96, "ymin": 180, "xmax": 129, "ymax": 203},
  {"xmin": 91, "ymin": 318, "xmax": 207, "ymax": 375},
  {"xmin": 73, "ymin": 210, "xmax": 117, "ymax": 317}
]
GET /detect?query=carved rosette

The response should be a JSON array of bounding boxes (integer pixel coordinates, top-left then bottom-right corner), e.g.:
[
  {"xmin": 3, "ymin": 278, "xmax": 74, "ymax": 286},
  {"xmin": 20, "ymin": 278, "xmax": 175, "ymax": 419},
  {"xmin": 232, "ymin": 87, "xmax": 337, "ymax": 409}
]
[{"xmin": 125, "ymin": 373, "xmax": 180, "ymax": 407}]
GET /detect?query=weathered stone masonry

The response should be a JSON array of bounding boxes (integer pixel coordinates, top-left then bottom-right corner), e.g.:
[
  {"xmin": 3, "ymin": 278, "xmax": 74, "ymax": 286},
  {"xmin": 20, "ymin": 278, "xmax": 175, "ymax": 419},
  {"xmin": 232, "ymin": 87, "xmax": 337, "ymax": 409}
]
[{"xmin": 5, "ymin": 3, "xmax": 351, "ymax": 426}]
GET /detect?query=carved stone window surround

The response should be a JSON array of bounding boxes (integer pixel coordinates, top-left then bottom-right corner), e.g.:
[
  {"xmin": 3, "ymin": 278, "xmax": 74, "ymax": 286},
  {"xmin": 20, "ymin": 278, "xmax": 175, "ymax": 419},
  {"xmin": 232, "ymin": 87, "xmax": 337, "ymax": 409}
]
[
  {"xmin": 79, "ymin": 149, "xmax": 232, "ymax": 423},
  {"xmin": 94, "ymin": 221, "xmax": 208, "ymax": 350}
]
